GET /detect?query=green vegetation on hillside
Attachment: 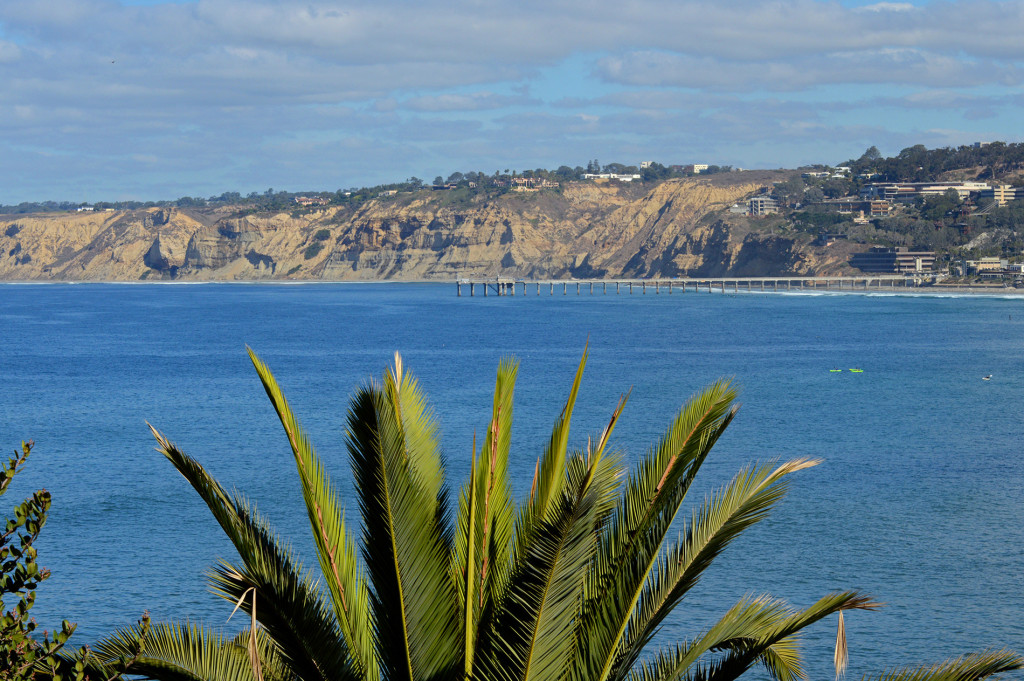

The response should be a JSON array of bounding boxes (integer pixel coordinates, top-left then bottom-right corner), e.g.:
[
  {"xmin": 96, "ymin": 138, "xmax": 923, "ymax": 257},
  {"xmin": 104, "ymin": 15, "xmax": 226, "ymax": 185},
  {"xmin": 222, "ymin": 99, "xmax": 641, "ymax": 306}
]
[
  {"xmin": 843, "ymin": 143, "xmax": 1024, "ymax": 183},
  {"xmin": 760, "ymin": 144, "xmax": 1024, "ymax": 265},
  {"xmin": 0, "ymin": 162, "xmax": 725, "ymax": 216}
]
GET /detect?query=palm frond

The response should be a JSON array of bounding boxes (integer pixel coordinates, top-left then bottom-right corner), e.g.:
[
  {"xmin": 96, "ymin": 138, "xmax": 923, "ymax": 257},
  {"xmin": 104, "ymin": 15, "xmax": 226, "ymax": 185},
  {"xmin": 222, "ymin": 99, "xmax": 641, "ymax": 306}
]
[
  {"xmin": 576, "ymin": 382, "xmax": 739, "ymax": 681},
  {"xmin": 478, "ymin": 447, "xmax": 622, "ymax": 681},
  {"xmin": 836, "ymin": 610, "xmax": 848, "ymax": 678},
  {"xmin": 697, "ymin": 592, "xmax": 879, "ymax": 681},
  {"xmin": 151, "ymin": 429, "xmax": 353, "ymax": 681},
  {"xmin": 519, "ymin": 347, "xmax": 588, "ymax": 537},
  {"xmin": 628, "ymin": 592, "xmax": 876, "ymax": 681},
  {"xmin": 863, "ymin": 651, "xmax": 1024, "ymax": 681},
  {"xmin": 453, "ymin": 358, "xmax": 518, "ymax": 676},
  {"xmin": 607, "ymin": 458, "xmax": 819, "ymax": 681},
  {"xmin": 461, "ymin": 431, "xmax": 479, "ymax": 678},
  {"xmin": 628, "ymin": 596, "xmax": 797, "ymax": 681},
  {"xmin": 92, "ymin": 620, "xmax": 261, "ymax": 681},
  {"xmin": 248, "ymin": 348, "xmax": 376, "ymax": 681},
  {"xmin": 229, "ymin": 627, "xmax": 295, "ymax": 681},
  {"xmin": 137, "ymin": 353, "xmax": 1021, "ymax": 681},
  {"xmin": 347, "ymin": 357, "xmax": 460, "ymax": 681}
]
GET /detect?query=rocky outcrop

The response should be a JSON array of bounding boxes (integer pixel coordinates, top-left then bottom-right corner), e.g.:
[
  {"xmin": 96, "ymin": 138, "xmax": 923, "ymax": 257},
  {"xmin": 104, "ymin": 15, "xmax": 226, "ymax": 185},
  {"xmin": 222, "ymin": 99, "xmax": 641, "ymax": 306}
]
[{"xmin": 0, "ymin": 178, "xmax": 857, "ymax": 281}]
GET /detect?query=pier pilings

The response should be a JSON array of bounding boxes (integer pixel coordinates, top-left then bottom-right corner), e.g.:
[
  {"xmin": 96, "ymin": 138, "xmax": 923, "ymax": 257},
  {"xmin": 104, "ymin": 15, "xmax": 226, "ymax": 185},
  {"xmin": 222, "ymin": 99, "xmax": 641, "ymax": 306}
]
[{"xmin": 454, "ymin": 275, "xmax": 921, "ymax": 298}]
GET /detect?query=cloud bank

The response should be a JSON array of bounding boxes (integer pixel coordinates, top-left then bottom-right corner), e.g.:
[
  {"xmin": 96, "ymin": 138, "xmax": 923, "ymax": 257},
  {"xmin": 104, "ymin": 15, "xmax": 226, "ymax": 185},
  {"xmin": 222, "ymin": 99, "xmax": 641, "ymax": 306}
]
[{"xmin": 1, "ymin": 0, "xmax": 1022, "ymax": 201}]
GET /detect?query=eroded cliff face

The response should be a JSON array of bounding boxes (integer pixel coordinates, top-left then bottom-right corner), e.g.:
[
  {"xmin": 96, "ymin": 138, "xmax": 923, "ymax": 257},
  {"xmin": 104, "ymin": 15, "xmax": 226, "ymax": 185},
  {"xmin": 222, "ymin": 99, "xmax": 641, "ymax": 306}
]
[{"xmin": 0, "ymin": 179, "xmax": 854, "ymax": 281}]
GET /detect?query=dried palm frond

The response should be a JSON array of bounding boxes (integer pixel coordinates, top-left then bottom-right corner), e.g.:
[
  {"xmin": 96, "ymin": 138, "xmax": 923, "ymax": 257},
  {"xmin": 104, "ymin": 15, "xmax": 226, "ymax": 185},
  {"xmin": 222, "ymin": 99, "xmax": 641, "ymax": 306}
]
[{"xmin": 835, "ymin": 610, "xmax": 848, "ymax": 679}]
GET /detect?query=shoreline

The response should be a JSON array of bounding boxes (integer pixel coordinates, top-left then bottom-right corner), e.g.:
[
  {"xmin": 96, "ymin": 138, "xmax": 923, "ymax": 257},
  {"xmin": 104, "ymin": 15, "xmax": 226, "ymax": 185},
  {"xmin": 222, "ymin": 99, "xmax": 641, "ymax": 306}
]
[{"xmin": 1, "ymin": 279, "xmax": 1024, "ymax": 297}]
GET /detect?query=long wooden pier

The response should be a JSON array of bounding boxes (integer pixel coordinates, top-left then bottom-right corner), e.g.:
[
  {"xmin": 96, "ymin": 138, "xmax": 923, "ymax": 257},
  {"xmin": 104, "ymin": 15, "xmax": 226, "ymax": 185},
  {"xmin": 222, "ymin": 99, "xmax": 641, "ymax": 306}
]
[{"xmin": 456, "ymin": 275, "xmax": 928, "ymax": 297}]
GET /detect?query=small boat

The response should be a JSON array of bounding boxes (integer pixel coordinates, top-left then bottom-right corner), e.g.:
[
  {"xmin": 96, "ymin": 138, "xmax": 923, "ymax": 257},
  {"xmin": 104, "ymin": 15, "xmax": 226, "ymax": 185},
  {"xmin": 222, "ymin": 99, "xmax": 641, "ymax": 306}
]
[
  {"xmin": 983, "ymin": 374, "xmax": 992, "ymax": 381},
  {"xmin": 849, "ymin": 368, "xmax": 863, "ymax": 373},
  {"xmin": 830, "ymin": 368, "xmax": 842, "ymax": 373}
]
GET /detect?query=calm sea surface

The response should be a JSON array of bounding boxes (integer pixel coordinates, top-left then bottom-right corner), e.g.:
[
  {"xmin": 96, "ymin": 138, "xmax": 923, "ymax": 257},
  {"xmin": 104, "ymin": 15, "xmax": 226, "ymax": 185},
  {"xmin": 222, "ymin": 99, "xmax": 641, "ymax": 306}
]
[{"xmin": 1, "ymin": 283, "xmax": 1022, "ymax": 679}]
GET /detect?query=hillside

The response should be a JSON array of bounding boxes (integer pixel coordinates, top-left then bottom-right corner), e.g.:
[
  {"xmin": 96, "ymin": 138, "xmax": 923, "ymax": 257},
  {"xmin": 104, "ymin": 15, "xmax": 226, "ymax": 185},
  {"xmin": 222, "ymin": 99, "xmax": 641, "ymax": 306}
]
[{"xmin": 0, "ymin": 174, "xmax": 859, "ymax": 282}]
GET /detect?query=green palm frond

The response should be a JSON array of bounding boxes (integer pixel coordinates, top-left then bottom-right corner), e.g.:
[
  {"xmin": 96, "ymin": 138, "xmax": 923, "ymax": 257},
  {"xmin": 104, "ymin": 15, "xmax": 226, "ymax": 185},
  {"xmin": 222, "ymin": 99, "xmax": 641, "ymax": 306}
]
[
  {"xmin": 518, "ymin": 347, "xmax": 588, "ymax": 539},
  {"xmin": 132, "ymin": 352, "xmax": 1020, "ymax": 681},
  {"xmin": 92, "ymin": 620, "xmax": 262, "ymax": 681},
  {"xmin": 576, "ymin": 382, "xmax": 739, "ymax": 681},
  {"xmin": 228, "ymin": 627, "xmax": 294, "ymax": 681},
  {"xmin": 248, "ymin": 349, "xmax": 376, "ymax": 681},
  {"xmin": 697, "ymin": 592, "xmax": 879, "ymax": 681},
  {"xmin": 346, "ymin": 356, "xmax": 460, "ymax": 681},
  {"xmin": 478, "ymin": 447, "xmax": 621, "ymax": 681},
  {"xmin": 151, "ymin": 430, "xmax": 353, "ymax": 681},
  {"xmin": 629, "ymin": 592, "xmax": 876, "ymax": 681},
  {"xmin": 206, "ymin": 552, "xmax": 354, "ymax": 681},
  {"xmin": 863, "ymin": 651, "xmax": 1024, "ymax": 681},
  {"xmin": 607, "ymin": 458, "xmax": 819, "ymax": 681},
  {"xmin": 628, "ymin": 596, "xmax": 798, "ymax": 681},
  {"xmin": 453, "ymin": 358, "xmax": 518, "ymax": 675}
]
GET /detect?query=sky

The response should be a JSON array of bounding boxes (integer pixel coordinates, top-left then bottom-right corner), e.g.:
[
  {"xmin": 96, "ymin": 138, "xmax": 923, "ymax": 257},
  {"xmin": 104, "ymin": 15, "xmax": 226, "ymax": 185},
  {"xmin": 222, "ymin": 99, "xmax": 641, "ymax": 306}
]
[{"xmin": 2, "ymin": 0, "xmax": 1024, "ymax": 203}]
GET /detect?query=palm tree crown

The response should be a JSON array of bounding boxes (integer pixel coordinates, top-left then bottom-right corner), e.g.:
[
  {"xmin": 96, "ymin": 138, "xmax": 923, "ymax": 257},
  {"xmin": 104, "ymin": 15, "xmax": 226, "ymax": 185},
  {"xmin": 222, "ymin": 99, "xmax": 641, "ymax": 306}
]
[{"xmin": 92, "ymin": 349, "xmax": 1021, "ymax": 681}]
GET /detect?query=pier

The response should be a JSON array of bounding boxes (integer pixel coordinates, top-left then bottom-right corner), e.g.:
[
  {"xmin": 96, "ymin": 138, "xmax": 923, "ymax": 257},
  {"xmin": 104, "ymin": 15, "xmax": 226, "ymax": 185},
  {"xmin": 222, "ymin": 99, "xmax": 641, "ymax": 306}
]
[{"xmin": 456, "ymin": 275, "xmax": 928, "ymax": 297}]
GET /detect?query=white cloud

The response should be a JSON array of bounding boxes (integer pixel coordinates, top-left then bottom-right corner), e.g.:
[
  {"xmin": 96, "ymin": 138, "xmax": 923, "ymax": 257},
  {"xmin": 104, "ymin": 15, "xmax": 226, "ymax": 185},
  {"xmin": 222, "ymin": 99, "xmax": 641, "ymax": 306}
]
[
  {"xmin": 0, "ymin": 40, "xmax": 20, "ymax": 62},
  {"xmin": 855, "ymin": 3, "xmax": 915, "ymax": 12},
  {"xmin": 403, "ymin": 92, "xmax": 535, "ymax": 112},
  {"xmin": 597, "ymin": 47, "xmax": 1023, "ymax": 91},
  {"xmin": 3, "ymin": 0, "xmax": 1024, "ymax": 200},
  {"xmin": 6, "ymin": 0, "xmax": 1024, "ymax": 98}
]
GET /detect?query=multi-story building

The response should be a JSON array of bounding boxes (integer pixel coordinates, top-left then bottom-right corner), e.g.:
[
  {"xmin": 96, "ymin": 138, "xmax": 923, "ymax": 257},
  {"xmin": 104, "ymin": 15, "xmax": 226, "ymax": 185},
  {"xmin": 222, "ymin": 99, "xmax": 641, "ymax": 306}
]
[
  {"xmin": 860, "ymin": 182, "xmax": 989, "ymax": 202},
  {"xmin": 964, "ymin": 257, "xmax": 1007, "ymax": 275},
  {"xmin": 813, "ymin": 199, "xmax": 892, "ymax": 217},
  {"xmin": 748, "ymin": 195, "xmax": 779, "ymax": 216},
  {"xmin": 977, "ymin": 185, "xmax": 1020, "ymax": 206},
  {"xmin": 849, "ymin": 247, "xmax": 936, "ymax": 273}
]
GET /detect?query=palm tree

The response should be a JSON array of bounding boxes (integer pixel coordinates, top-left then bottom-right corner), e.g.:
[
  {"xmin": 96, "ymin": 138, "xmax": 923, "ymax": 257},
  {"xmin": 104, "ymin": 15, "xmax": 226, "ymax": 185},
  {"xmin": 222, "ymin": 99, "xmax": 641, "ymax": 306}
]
[{"xmin": 91, "ymin": 349, "xmax": 1021, "ymax": 681}]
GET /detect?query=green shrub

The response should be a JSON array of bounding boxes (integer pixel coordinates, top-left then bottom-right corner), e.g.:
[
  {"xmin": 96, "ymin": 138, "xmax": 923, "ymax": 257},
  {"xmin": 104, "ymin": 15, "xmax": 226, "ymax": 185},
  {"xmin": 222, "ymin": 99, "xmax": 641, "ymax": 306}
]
[
  {"xmin": 303, "ymin": 243, "xmax": 324, "ymax": 260},
  {"xmin": 1, "ymin": 441, "xmax": 148, "ymax": 680}
]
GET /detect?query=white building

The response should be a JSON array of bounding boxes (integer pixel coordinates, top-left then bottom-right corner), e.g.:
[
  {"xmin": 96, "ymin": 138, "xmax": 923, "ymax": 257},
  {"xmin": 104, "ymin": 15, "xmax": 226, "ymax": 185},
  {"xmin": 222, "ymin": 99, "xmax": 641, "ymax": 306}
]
[
  {"xmin": 583, "ymin": 173, "xmax": 642, "ymax": 182},
  {"xmin": 860, "ymin": 181, "xmax": 989, "ymax": 202}
]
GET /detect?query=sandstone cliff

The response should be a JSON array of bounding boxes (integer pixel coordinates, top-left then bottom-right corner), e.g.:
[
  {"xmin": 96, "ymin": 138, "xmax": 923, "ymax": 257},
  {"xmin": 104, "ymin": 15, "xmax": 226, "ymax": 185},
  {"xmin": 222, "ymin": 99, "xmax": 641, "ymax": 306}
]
[{"xmin": 0, "ymin": 178, "xmax": 857, "ymax": 281}]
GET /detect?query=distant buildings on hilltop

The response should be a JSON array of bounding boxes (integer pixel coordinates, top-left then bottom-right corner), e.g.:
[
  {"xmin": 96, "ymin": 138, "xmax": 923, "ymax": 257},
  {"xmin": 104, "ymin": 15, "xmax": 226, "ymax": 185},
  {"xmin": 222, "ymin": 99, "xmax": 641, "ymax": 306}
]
[
  {"xmin": 510, "ymin": 177, "xmax": 559, "ymax": 192},
  {"xmin": 583, "ymin": 173, "xmax": 642, "ymax": 182},
  {"xmin": 294, "ymin": 196, "xmax": 329, "ymax": 206},
  {"xmin": 858, "ymin": 182, "xmax": 1020, "ymax": 206}
]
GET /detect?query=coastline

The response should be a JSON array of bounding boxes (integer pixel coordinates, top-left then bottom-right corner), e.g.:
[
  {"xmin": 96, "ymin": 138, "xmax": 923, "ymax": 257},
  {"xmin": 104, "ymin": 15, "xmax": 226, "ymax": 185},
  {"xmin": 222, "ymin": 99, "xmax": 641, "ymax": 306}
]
[{"xmin": 2, "ymin": 278, "xmax": 1024, "ymax": 298}]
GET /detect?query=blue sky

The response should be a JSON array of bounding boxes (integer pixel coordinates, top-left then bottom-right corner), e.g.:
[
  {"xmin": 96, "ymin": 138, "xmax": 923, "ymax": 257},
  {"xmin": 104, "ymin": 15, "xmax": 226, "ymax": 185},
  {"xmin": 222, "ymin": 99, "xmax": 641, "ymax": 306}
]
[{"xmin": 2, "ymin": 0, "xmax": 1023, "ymax": 203}]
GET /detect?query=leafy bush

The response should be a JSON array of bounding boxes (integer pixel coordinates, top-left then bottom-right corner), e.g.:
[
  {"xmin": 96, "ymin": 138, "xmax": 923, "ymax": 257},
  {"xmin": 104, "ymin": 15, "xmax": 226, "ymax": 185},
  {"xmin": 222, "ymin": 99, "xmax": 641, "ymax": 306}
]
[
  {"xmin": 1, "ymin": 441, "xmax": 148, "ymax": 680},
  {"xmin": 303, "ymin": 242, "xmax": 324, "ymax": 260}
]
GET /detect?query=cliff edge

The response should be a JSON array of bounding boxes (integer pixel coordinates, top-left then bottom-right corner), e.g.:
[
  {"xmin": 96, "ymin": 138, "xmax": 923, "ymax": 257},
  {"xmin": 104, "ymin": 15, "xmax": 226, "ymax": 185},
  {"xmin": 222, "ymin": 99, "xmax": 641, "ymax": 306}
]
[{"xmin": 0, "ymin": 177, "xmax": 857, "ymax": 281}]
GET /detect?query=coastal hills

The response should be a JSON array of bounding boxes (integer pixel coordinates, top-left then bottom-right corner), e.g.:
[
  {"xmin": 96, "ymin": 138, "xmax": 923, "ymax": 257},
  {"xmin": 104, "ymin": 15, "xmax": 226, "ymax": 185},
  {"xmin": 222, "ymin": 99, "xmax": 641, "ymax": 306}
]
[{"xmin": 0, "ymin": 171, "xmax": 860, "ymax": 282}]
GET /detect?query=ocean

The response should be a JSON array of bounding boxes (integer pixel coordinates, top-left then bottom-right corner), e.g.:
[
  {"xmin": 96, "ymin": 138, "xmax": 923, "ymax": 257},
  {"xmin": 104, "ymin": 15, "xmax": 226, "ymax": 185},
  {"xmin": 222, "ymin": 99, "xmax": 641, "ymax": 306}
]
[{"xmin": 1, "ymin": 282, "xmax": 1022, "ymax": 679}]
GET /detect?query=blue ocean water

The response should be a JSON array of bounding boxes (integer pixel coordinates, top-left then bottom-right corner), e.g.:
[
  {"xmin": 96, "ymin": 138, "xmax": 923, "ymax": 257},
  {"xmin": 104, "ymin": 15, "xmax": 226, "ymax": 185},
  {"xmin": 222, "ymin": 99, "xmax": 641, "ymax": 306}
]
[{"xmin": 1, "ymin": 282, "xmax": 1022, "ymax": 679}]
